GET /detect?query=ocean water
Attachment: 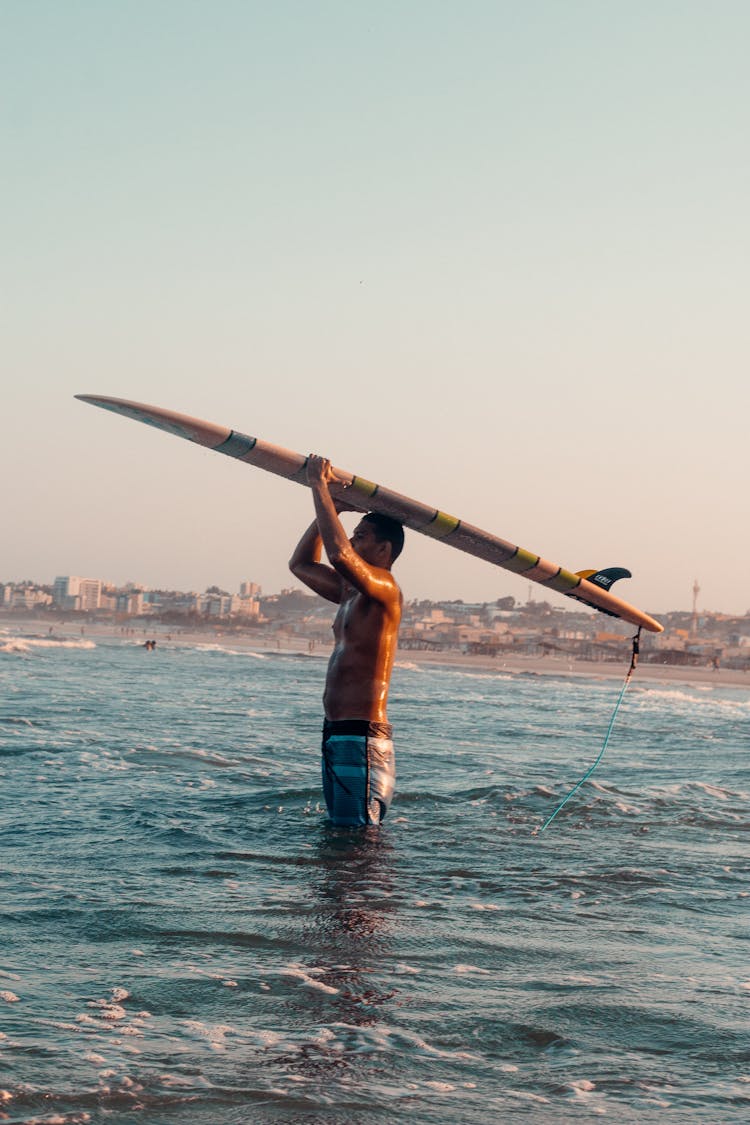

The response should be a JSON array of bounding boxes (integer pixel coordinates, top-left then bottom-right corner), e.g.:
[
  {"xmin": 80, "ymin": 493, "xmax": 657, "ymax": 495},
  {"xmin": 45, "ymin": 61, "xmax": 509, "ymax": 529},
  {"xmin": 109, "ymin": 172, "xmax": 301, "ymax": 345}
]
[{"xmin": 1, "ymin": 630, "xmax": 749, "ymax": 1124}]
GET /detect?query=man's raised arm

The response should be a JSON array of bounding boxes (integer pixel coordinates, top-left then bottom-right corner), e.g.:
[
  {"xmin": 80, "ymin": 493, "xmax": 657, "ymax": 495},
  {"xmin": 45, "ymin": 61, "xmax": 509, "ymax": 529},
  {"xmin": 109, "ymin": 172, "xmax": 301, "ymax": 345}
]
[
  {"xmin": 307, "ymin": 456, "xmax": 399, "ymax": 607},
  {"xmin": 289, "ymin": 518, "xmax": 343, "ymax": 604}
]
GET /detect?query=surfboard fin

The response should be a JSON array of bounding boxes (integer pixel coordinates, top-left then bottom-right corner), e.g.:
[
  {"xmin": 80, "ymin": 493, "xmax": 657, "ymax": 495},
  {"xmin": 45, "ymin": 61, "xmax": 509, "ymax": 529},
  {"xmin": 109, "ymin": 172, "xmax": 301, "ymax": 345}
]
[{"xmin": 575, "ymin": 567, "xmax": 632, "ymax": 591}]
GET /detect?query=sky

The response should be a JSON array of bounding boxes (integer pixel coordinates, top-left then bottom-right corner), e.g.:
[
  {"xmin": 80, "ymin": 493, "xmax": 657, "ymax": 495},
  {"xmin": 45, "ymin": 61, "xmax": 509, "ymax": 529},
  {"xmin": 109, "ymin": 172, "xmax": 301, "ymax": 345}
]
[{"xmin": 2, "ymin": 1, "xmax": 749, "ymax": 618}]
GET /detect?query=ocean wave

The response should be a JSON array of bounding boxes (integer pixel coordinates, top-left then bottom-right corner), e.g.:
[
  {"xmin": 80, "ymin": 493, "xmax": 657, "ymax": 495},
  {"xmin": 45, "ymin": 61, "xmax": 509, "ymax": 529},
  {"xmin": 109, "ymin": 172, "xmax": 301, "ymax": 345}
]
[
  {"xmin": 192, "ymin": 643, "xmax": 268, "ymax": 659},
  {"xmin": 0, "ymin": 636, "xmax": 97, "ymax": 655},
  {"xmin": 633, "ymin": 685, "xmax": 750, "ymax": 712},
  {"xmin": 652, "ymin": 780, "xmax": 750, "ymax": 804}
]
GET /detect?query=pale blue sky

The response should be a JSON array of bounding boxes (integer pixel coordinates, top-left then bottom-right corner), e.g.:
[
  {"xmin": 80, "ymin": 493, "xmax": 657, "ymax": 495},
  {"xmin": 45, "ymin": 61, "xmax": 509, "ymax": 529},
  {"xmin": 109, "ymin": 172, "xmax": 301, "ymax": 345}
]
[{"xmin": 3, "ymin": 1, "xmax": 748, "ymax": 616}]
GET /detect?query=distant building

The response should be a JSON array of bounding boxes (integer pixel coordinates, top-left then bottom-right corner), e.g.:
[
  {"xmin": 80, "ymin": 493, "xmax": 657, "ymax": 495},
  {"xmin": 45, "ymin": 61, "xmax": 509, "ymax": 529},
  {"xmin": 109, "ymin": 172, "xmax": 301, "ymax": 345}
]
[
  {"xmin": 235, "ymin": 597, "xmax": 260, "ymax": 618},
  {"xmin": 239, "ymin": 581, "xmax": 261, "ymax": 598},
  {"xmin": 1, "ymin": 583, "xmax": 52, "ymax": 610},
  {"xmin": 116, "ymin": 590, "xmax": 144, "ymax": 615},
  {"xmin": 199, "ymin": 593, "xmax": 232, "ymax": 617},
  {"xmin": 53, "ymin": 576, "xmax": 102, "ymax": 611}
]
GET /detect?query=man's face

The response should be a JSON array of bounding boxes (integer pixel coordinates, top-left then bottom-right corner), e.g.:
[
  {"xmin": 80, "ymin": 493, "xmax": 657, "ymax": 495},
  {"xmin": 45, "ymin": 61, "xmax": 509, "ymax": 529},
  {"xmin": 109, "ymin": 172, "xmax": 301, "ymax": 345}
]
[{"xmin": 350, "ymin": 521, "xmax": 388, "ymax": 566}]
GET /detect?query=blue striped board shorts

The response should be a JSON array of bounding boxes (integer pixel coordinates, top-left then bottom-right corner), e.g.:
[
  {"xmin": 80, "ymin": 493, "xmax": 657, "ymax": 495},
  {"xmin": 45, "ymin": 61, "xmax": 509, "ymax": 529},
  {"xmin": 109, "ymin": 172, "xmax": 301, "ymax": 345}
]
[{"xmin": 321, "ymin": 719, "xmax": 396, "ymax": 827}]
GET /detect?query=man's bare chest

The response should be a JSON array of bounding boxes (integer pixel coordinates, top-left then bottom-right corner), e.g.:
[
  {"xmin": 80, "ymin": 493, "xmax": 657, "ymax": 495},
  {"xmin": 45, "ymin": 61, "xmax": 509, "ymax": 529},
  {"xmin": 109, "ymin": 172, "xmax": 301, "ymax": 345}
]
[{"xmin": 333, "ymin": 594, "xmax": 381, "ymax": 641}]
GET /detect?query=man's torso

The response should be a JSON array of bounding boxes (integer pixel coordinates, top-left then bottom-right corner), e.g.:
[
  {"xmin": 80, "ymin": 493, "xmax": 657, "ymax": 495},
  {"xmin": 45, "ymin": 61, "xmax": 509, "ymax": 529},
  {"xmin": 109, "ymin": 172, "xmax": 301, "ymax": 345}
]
[{"xmin": 323, "ymin": 585, "xmax": 402, "ymax": 722}]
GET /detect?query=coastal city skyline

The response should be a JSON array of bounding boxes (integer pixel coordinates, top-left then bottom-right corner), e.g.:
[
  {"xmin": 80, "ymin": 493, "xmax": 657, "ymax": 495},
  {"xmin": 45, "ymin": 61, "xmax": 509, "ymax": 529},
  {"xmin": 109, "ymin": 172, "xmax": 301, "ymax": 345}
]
[
  {"xmin": 5, "ymin": 568, "xmax": 749, "ymax": 674},
  {"xmin": 1, "ymin": 567, "xmax": 745, "ymax": 623}
]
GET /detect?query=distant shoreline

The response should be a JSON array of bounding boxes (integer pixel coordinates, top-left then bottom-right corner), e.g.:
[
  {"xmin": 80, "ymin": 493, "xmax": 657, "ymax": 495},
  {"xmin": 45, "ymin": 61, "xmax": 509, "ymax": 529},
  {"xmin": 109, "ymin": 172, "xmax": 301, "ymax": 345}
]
[{"xmin": 4, "ymin": 616, "xmax": 748, "ymax": 689}]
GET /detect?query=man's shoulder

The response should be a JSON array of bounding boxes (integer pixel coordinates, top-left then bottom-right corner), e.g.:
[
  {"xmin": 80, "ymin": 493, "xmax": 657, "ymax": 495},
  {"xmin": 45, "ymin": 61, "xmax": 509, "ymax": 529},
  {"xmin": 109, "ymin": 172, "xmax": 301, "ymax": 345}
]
[
  {"xmin": 376, "ymin": 570, "xmax": 402, "ymax": 613},
  {"xmin": 377, "ymin": 567, "xmax": 402, "ymax": 595},
  {"xmin": 350, "ymin": 570, "xmax": 401, "ymax": 607}
]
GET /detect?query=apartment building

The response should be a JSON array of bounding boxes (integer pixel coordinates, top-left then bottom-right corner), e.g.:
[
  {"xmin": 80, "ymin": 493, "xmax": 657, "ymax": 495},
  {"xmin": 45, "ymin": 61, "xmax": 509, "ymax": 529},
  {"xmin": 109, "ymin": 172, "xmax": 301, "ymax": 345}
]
[{"xmin": 53, "ymin": 576, "xmax": 102, "ymax": 612}]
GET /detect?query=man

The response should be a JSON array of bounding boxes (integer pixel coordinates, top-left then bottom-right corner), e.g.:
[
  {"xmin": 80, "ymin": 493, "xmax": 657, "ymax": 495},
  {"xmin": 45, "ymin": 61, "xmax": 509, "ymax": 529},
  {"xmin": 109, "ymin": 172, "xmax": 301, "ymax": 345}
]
[{"xmin": 289, "ymin": 455, "xmax": 404, "ymax": 827}]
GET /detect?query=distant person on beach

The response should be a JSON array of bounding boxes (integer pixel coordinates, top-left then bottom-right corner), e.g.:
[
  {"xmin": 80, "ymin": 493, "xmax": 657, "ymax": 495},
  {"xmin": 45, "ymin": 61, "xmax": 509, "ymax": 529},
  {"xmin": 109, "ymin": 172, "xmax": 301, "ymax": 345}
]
[{"xmin": 290, "ymin": 455, "xmax": 404, "ymax": 827}]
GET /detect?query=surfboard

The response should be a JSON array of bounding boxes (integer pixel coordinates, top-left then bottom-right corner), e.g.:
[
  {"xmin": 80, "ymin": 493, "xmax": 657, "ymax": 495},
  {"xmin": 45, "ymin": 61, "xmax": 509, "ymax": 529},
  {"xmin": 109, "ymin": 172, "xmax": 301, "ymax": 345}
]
[{"xmin": 75, "ymin": 395, "xmax": 663, "ymax": 633}]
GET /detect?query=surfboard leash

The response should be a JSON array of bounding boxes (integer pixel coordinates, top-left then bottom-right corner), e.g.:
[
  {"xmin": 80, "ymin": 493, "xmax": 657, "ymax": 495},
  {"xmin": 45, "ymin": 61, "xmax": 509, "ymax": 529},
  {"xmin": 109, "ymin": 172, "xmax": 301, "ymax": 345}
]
[{"xmin": 534, "ymin": 627, "xmax": 642, "ymax": 835}]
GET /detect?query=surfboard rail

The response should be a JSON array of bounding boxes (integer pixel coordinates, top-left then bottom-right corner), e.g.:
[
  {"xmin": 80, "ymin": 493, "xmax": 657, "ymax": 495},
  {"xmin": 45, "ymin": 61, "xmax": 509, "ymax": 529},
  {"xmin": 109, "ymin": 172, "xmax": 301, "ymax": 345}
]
[{"xmin": 75, "ymin": 394, "xmax": 664, "ymax": 633}]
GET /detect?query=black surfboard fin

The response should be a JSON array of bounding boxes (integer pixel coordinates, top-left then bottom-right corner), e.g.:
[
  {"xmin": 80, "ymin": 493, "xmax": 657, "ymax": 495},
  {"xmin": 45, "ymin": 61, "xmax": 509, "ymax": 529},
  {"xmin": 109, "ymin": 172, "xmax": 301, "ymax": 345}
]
[{"xmin": 575, "ymin": 567, "xmax": 632, "ymax": 591}]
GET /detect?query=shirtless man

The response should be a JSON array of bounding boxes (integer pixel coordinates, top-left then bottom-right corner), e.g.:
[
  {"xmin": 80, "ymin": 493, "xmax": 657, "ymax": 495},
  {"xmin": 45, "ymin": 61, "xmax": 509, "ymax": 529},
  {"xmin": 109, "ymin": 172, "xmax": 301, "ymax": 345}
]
[{"xmin": 289, "ymin": 455, "xmax": 404, "ymax": 827}]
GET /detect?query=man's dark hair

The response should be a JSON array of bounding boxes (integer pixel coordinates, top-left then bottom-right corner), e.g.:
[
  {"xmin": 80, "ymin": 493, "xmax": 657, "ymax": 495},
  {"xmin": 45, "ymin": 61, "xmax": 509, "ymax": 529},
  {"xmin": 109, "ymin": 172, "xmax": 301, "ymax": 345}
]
[{"xmin": 362, "ymin": 512, "xmax": 405, "ymax": 562}]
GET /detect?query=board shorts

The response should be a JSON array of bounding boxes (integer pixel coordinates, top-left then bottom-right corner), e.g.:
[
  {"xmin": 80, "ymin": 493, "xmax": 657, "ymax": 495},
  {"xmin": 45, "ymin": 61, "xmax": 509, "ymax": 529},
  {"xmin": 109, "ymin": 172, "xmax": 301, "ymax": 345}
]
[{"xmin": 321, "ymin": 719, "xmax": 396, "ymax": 827}]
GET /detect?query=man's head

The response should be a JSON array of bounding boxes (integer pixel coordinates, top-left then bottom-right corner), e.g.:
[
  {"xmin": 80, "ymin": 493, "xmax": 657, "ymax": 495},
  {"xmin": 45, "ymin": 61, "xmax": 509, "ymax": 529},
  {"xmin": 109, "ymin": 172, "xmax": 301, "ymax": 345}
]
[{"xmin": 350, "ymin": 513, "xmax": 405, "ymax": 569}]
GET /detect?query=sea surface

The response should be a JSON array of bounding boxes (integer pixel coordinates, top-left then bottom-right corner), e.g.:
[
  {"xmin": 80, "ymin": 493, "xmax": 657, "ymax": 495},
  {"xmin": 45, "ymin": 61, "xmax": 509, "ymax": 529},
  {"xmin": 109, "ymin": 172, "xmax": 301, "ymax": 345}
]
[{"xmin": 1, "ymin": 628, "xmax": 749, "ymax": 1124}]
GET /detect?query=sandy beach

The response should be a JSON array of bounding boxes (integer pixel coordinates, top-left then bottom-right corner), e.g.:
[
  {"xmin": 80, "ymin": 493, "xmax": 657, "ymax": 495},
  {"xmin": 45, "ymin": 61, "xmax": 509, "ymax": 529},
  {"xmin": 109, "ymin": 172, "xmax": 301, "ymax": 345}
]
[{"xmin": 5, "ymin": 615, "xmax": 748, "ymax": 689}]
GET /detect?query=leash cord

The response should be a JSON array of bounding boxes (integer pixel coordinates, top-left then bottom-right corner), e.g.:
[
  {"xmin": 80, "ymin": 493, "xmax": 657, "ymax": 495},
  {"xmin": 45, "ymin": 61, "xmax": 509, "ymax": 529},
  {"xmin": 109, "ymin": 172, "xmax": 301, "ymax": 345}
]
[{"xmin": 535, "ymin": 628, "xmax": 641, "ymax": 835}]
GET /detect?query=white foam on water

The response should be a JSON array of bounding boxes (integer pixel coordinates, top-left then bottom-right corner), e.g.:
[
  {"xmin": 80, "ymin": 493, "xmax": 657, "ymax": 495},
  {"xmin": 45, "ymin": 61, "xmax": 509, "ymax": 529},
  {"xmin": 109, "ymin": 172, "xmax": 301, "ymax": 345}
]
[
  {"xmin": 324, "ymin": 1021, "xmax": 478, "ymax": 1061},
  {"xmin": 280, "ymin": 966, "xmax": 339, "ymax": 994},
  {"xmin": 254, "ymin": 1029, "xmax": 284, "ymax": 1048},
  {"xmin": 158, "ymin": 1072, "xmax": 211, "ymax": 1088},
  {"xmin": 504, "ymin": 1090, "xmax": 551, "ymax": 1104},
  {"xmin": 182, "ymin": 1019, "xmax": 286, "ymax": 1053},
  {"xmin": 193, "ymin": 643, "xmax": 267, "ymax": 659},
  {"xmin": 184, "ymin": 964, "xmax": 233, "ymax": 982},
  {"xmin": 74, "ymin": 1013, "xmax": 115, "ymax": 1031},
  {"xmin": 692, "ymin": 781, "xmax": 733, "ymax": 800},
  {"xmin": 0, "ymin": 636, "xmax": 97, "ymax": 654},
  {"xmin": 567, "ymin": 1078, "xmax": 597, "ymax": 1096},
  {"xmin": 635, "ymin": 685, "xmax": 750, "ymax": 712},
  {"xmin": 445, "ymin": 669, "xmax": 513, "ymax": 683},
  {"xmin": 182, "ymin": 1020, "xmax": 238, "ymax": 1051},
  {"xmin": 87, "ymin": 1000, "xmax": 127, "ymax": 1021},
  {"xmin": 534, "ymin": 784, "xmax": 556, "ymax": 797},
  {"xmin": 1, "ymin": 640, "xmax": 32, "ymax": 655},
  {"xmin": 653, "ymin": 780, "xmax": 749, "ymax": 803},
  {"xmin": 25, "ymin": 1115, "xmax": 93, "ymax": 1124}
]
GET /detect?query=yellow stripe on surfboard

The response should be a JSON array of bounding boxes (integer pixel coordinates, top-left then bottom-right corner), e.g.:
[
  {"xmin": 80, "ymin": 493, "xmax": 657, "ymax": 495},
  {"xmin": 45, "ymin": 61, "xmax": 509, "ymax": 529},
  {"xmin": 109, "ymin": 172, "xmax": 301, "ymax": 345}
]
[
  {"xmin": 422, "ymin": 511, "xmax": 460, "ymax": 539},
  {"xmin": 350, "ymin": 476, "xmax": 378, "ymax": 498},
  {"xmin": 503, "ymin": 548, "xmax": 540, "ymax": 574},
  {"xmin": 544, "ymin": 568, "xmax": 583, "ymax": 593}
]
